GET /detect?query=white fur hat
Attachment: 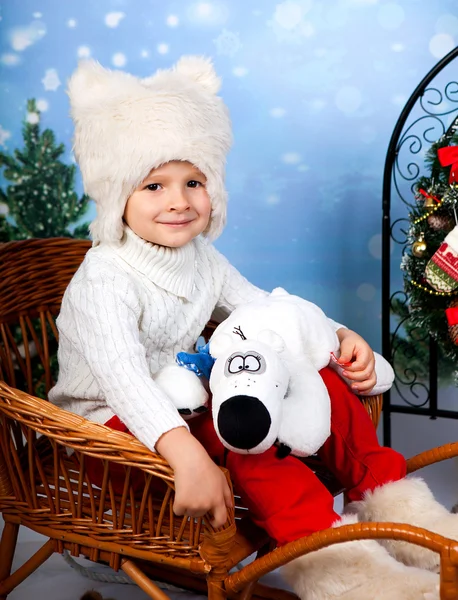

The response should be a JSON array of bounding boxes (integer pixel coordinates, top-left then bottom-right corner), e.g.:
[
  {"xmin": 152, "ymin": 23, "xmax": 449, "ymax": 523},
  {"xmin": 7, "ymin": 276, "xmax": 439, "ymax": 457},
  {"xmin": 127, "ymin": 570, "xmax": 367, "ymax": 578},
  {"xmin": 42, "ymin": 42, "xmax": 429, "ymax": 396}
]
[{"xmin": 67, "ymin": 56, "xmax": 233, "ymax": 245}]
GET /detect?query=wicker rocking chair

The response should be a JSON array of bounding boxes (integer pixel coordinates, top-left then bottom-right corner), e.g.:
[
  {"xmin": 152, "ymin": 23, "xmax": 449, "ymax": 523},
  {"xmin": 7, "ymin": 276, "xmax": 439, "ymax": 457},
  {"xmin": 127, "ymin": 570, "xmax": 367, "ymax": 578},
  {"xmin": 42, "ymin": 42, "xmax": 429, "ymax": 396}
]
[{"xmin": 1, "ymin": 237, "xmax": 458, "ymax": 600}]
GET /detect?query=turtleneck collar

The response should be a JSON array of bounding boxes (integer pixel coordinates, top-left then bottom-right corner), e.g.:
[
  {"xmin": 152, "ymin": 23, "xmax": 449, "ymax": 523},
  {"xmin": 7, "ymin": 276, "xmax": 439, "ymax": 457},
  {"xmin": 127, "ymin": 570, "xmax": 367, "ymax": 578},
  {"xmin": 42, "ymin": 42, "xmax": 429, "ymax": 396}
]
[{"xmin": 114, "ymin": 226, "xmax": 196, "ymax": 300}]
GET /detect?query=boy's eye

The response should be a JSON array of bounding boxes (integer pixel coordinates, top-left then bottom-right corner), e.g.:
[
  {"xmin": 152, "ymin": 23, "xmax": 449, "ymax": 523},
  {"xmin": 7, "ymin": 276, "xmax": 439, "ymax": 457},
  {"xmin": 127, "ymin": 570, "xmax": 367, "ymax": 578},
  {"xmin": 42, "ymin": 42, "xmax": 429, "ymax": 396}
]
[
  {"xmin": 146, "ymin": 183, "xmax": 161, "ymax": 191},
  {"xmin": 187, "ymin": 180, "xmax": 202, "ymax": 188}
]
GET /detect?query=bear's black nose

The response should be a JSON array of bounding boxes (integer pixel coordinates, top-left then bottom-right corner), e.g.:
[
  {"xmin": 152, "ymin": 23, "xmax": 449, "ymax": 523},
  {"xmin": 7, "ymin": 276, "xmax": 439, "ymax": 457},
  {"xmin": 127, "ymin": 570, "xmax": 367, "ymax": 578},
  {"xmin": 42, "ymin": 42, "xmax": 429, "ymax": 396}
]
[{"xmin": 217, "ymin": 395, "xmax": 271, "ymax": 450}]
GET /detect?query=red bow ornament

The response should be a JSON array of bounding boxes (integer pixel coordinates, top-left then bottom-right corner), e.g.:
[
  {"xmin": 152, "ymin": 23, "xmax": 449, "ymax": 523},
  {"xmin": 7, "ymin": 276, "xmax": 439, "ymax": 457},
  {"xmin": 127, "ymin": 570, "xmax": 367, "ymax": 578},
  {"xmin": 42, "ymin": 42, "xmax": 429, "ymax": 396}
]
[{"xmin": 438, "ymin": 145, "xmax": 458, "ymax": 183}]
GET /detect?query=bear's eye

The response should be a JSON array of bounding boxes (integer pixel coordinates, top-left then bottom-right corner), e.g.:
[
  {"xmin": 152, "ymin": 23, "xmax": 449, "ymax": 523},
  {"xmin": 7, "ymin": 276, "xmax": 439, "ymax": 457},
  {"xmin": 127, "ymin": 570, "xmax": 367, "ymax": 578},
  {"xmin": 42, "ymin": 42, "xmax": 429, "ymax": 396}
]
[
  {"xmin": 228, "ymin": 355, "xmax": 244, "ymax": 374},
  {"xmin": 244, "ymin": 354, "xmax": 262, "ymax": 372}
]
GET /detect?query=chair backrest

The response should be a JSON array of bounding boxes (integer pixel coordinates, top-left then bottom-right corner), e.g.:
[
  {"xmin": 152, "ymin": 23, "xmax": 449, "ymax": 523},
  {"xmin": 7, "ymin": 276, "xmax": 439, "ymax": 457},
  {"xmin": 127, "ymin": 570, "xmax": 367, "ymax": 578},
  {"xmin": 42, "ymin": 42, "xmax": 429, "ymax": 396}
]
[{"xmin": 0, "ymin": 238, "xmax": 91, "ymax": 396}]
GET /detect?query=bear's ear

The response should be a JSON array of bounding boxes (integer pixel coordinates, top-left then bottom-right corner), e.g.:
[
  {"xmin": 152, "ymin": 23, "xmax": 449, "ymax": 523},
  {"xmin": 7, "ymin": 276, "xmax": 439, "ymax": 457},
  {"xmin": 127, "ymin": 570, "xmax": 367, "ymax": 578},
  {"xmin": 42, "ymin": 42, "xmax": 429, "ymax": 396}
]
[
  {"xmin": 174, "ymin": 55, "xmax": 221, "ymax": 94},
  {"xmin": 258, "ymin": 329, "xmax": 285, "ymax": 354},
  {"xmin": 209, "ymin": 333, "xmax": 234, "ymax": 359}
]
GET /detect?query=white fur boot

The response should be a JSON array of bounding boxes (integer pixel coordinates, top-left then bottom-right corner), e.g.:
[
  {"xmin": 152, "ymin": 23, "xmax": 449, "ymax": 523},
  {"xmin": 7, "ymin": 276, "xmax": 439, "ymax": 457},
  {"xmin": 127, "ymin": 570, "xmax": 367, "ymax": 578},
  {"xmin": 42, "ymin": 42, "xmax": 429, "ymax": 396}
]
[
  {"xmin": 282, "ymin": 516, "xmax": 439, "ymax": 600},
  {"xmin": 346, "ymin": 477, "xmax": 458, "ymax": 571}
]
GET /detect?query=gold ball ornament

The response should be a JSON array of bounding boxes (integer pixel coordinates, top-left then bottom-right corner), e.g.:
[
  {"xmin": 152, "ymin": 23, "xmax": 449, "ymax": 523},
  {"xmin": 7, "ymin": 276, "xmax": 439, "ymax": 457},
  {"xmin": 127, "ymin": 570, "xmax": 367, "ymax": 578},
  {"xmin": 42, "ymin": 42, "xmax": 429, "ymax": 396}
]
[{"xmin": 412, "ymin": 233, "xmax": 427, "ymax": 258}]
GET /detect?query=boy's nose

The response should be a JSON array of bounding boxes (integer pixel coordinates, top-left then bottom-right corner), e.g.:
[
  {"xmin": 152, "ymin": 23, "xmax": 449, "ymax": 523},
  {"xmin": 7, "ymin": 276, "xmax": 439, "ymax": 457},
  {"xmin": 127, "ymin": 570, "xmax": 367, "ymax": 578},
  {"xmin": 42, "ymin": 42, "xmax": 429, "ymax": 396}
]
[{"xmin": 168, "ymin": 191, "xmax": 190, "ymax": 211}]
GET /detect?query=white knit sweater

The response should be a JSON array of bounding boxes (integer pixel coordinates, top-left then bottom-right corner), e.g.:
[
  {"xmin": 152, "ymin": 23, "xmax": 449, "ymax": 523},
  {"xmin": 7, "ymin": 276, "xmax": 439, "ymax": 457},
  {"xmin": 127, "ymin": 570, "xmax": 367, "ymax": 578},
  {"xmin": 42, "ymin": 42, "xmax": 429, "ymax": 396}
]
[{"xmin": 49, "ymin": 226, "xmax": 343, "ymax": 452}]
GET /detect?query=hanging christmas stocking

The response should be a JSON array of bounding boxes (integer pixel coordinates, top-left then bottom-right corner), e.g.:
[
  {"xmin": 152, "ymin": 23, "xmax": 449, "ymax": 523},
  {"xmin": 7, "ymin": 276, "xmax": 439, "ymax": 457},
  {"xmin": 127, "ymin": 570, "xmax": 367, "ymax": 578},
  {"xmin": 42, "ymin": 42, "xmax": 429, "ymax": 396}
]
[{"xmin": 425, "ymin": 225, "xmax": 458, "ymax": 292}]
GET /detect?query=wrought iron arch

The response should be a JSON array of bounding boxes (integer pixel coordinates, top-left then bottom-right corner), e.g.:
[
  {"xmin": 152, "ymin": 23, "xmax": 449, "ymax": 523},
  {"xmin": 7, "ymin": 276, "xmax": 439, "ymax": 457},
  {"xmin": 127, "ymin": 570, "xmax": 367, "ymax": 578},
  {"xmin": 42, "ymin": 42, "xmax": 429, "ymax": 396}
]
[{"xmin": 382, "ymin": 47, "xmax": 458, "ymax": 446}]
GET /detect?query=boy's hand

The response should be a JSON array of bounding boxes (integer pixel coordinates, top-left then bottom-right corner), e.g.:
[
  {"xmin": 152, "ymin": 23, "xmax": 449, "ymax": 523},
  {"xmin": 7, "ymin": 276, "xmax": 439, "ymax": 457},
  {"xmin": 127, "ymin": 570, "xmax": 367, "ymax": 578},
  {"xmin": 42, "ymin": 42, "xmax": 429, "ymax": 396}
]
[
  {"xmin": 156, "ymin": 427, "xmax": 233, "ymax": 529},
  {"xmin": 336, "ymin": 328, "xmax": 376, "ymax": 394}
]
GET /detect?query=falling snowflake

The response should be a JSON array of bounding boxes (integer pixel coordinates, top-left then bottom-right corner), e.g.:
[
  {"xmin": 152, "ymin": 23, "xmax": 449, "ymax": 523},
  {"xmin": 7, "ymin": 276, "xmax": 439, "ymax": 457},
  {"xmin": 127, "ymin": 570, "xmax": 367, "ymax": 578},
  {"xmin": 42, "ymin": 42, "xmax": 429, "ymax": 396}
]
[
  {"xmin": 0, "ymin": 203, "xmax": 8, "ymax": 215},
  {"xmin": 42, "ymin": 68, "xmax": 61, "ymax": 91},
  {"xmin": 26, "ymin": 112, "xmax": 40, "ymax": 124},
  {"xmin": 0, "ymin": 125, "xmax": 12, "ymax": 148},
  {"xmin": 67, "ymin": 19, "xmax": 77, "ymax": 28},
  {"xmin": 157, "ymin": 43, "xmax": 169, "ymax": 55},
  {"xmin": 105, "ymin": 12, "xmax": 125, "ymax": 28},
  {"xmin": 140, "ymin": 49, "xmax": 150, "ymax": 58},
  {"xmin": 213, "ymin": 29, "xmax": 242, "ymax": 57}
]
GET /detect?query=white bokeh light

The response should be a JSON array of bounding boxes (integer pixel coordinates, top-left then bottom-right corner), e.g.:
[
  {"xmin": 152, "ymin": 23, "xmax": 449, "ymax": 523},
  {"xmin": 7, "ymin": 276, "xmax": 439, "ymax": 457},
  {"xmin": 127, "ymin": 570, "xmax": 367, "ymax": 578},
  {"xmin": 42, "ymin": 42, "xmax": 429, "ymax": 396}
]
[
  {"xmin": 270, "ymin": 107, "xmax": 286, "ymax": 118},
  {"xmin": 26, "ymin": 112, "xmax": 40, "ymax": 125},
  {"xmin": 11, "ymin": 21, "xmax": 47, "ymax": 51},
  {"xmin": 266, "ymin": 194, "xmax": 280, "ymax": 205},
  {"xmin": 77, "ymin": 46, "xmax": 91, "ymax": 58},
  {"xmin": 232, "ymin": 66, "xmax": 248, "ymax": 77},
  {"xmin": 368, "ymin": 234, "xmax": 382, "ymax": 259},
  {"xmin": 391, "ymin": 42, "xmax": 404, "ymax": 52},
  {"xmin": 1, "ymin": 53, "xmax": 20, "ymax": 66},
  {"xmin": 435, "ymin": 14, "xmax": 458, "ymax": 36},
  {"xmin": 157, "ymin": 44, "xmax": 169, "ymax": 55},
  {"xmin": 0, "ymin": 126, "xmax": 12, "ymax": 147},
  {"xmin": 335, "ymin": 86, "xmax": 362, "ymax": 114},
  {"xmin": 166, "ymin": 15, "xmax": 179, "ymax": 27},
  {"xmin": 377, "ymin": 3, "xmax": 405, "ymax": 30},
  {"xmin": 36, "ymin": 99, "xmax": 49, "ymax": 112},
  {"xmin": 274, "ymin": 1, "xmax": 312, "ymax": 30},
  {"xmin": 112, "ymin": 53, "xmax": 127, "ymax": 67},
  {"xmin": 357, "ymin": 283, "xmax": 376, "ymax": 302},
  {"xmin": 282, "ymin": 152, "xmax": 301, "ymax": 164},
  {"xmin": 141, "ymin": 49, "xmax": 150, "ymax": 58},
  {"xmin": 67, "ymin": 19, "xmax": 77, "ymax": 28},
  {"xmin": 105, "ymin": 12, "xmax": 125, "ymax": 28},
  {"xmin": 429, "ymin": 33, "xmax": 455, "ymax": 59},
  {"xmin": 187, "ymin": 2, "xmax": 229, "ymax": 26}
]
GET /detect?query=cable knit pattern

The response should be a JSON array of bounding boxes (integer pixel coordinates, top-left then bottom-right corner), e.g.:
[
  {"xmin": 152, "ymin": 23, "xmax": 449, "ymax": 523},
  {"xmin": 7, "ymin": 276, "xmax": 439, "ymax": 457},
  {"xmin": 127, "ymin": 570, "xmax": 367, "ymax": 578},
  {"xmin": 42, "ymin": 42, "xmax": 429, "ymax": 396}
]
[{"xmin": 49, "ymin": 227, "xmax": 269, "ymax": 451}]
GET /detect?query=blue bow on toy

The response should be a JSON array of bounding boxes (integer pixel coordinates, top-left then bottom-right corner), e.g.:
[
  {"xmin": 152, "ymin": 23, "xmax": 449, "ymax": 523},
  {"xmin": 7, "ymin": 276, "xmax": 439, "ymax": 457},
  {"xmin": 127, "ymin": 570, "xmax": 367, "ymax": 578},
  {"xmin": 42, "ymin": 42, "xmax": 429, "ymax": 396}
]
[{"xmin": 176, "ymin": 342, "xmax": 215, "ymax": 380}]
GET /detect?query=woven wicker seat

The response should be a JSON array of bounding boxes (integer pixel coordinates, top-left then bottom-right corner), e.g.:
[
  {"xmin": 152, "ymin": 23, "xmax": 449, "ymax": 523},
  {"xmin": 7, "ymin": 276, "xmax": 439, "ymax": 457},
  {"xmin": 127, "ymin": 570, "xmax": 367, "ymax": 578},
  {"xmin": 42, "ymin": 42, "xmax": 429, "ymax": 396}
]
[{"xmin": 1, "ymin": 238, "xmax": 458, "ymax": 600}]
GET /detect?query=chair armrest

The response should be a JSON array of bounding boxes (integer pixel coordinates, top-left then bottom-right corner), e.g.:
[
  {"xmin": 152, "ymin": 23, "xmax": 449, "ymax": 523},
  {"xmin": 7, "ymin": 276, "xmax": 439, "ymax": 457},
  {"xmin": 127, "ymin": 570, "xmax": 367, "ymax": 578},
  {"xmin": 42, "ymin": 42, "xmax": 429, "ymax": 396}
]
[{"xmin": 406, "ymin": 441, "xmax": 458, "ymax": 474}]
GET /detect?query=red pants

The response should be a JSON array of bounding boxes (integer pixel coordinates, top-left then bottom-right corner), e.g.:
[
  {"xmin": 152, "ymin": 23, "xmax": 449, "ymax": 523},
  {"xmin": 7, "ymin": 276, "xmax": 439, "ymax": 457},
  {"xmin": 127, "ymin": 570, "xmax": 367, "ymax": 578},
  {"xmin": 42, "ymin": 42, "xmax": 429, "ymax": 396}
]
[{"xmin": 86, "ymin": 367, "xmax": 406, "ymax": 546}]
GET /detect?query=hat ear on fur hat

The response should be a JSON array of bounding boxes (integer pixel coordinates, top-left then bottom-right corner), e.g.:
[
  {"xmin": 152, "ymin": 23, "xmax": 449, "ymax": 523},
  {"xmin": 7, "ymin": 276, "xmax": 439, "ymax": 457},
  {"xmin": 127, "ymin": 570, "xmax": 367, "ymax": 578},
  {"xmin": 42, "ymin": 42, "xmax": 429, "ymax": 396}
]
[
  {"xmin": 68, "ymin": 55, "xmax": 232, "ymax": 246},
  {"xmin": 174, "ymin": 56, "xmax": 221, "ymax": 94}
]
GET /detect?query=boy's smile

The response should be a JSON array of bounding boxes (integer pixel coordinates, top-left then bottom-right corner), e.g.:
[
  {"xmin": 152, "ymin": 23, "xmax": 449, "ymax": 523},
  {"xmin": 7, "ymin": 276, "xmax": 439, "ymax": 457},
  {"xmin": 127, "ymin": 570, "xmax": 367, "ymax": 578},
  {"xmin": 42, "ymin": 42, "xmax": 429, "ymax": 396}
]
[{"xmin": 123, "ymin": 161, "xmax": 212, "ymax": 248}]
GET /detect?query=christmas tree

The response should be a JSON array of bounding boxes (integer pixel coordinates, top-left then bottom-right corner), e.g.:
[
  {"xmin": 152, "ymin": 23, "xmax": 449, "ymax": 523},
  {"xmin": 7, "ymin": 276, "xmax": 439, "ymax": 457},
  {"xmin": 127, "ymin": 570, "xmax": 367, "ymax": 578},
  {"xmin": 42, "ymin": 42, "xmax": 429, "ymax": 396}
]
[
  {"xmin": 0, "ymin": 99, "xmax": 90, "ymax": 242},
  {"xmin": 395, "ymin": 116, "xmax": 458, "ymax": 384}
]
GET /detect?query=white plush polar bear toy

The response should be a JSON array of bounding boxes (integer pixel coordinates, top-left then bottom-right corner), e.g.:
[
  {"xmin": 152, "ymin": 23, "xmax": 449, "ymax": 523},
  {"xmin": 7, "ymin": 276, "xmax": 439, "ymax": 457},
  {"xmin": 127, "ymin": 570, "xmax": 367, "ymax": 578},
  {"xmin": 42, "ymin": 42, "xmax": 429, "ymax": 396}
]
[{"xmin": 154, "ymin": 288, "xmax": 394, "ymax": 458}]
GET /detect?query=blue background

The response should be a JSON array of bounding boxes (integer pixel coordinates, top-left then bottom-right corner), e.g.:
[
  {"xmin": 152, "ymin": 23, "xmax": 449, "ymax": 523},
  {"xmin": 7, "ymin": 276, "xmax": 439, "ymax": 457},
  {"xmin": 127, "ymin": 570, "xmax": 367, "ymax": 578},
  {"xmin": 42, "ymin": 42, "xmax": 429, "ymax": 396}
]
[{"xmin": 1, "ymin": 0, "xmax": 457, "ymax": 350}]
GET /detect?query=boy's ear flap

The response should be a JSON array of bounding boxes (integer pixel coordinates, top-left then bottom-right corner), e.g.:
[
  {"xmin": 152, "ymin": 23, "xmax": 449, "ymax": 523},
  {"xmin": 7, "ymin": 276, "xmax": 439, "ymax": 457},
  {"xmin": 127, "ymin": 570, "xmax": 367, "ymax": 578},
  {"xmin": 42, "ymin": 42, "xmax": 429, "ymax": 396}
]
[
  {"xmin": 209, "ymin": 333, "xmax": 234, "ymax": 359},
  {"xmin": 257, "ymin": 329, "xmax": 285, "ymax": 354},
  {"xmin": 173, "ymin": 55, "xmax": 221, "ymax": 94}
]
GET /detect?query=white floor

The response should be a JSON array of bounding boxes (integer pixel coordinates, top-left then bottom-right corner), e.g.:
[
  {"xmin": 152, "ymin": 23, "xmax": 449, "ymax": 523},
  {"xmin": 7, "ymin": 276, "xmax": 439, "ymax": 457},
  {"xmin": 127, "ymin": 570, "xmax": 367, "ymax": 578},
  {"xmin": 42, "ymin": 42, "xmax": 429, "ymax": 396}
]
[{"xmin": 2, "ymin": 398, "xmax": 458, "ymax": 599}]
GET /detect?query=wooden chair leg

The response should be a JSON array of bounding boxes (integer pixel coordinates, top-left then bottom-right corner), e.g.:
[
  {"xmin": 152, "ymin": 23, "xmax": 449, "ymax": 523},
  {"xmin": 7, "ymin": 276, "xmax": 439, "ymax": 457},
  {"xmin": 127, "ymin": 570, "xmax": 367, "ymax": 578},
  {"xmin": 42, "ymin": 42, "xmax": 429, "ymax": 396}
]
[
  {"xmin": 207, "ymin": 576, "xmax": 227, "ymax": 600},
  {"xmin": 0, "ymin": 522, "xmax": 19, "ymax": 600},
  {"xmin": 121, "ymin": 559, "xmax": 171, "ymax": 600},
  {"xmin": 0, "ymin": 536, "xmax": 54, "ymax": 599}
]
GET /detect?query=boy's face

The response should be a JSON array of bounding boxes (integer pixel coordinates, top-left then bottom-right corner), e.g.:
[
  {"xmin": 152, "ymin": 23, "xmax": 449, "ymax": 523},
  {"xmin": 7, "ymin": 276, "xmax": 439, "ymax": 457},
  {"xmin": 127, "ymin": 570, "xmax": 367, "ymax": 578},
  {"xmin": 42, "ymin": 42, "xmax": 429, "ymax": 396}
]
[{"xmin": 123, "ymin": 161, "xmax": 212, "ymax": 248}]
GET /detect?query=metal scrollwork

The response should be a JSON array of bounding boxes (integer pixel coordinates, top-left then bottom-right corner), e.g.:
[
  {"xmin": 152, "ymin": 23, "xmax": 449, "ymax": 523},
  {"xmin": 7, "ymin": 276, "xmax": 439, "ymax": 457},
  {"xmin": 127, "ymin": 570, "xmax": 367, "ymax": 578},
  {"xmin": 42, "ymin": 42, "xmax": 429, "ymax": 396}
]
[{"xmin": 382, "ymin": 47, "xmax": 458, "ymax": 447}]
